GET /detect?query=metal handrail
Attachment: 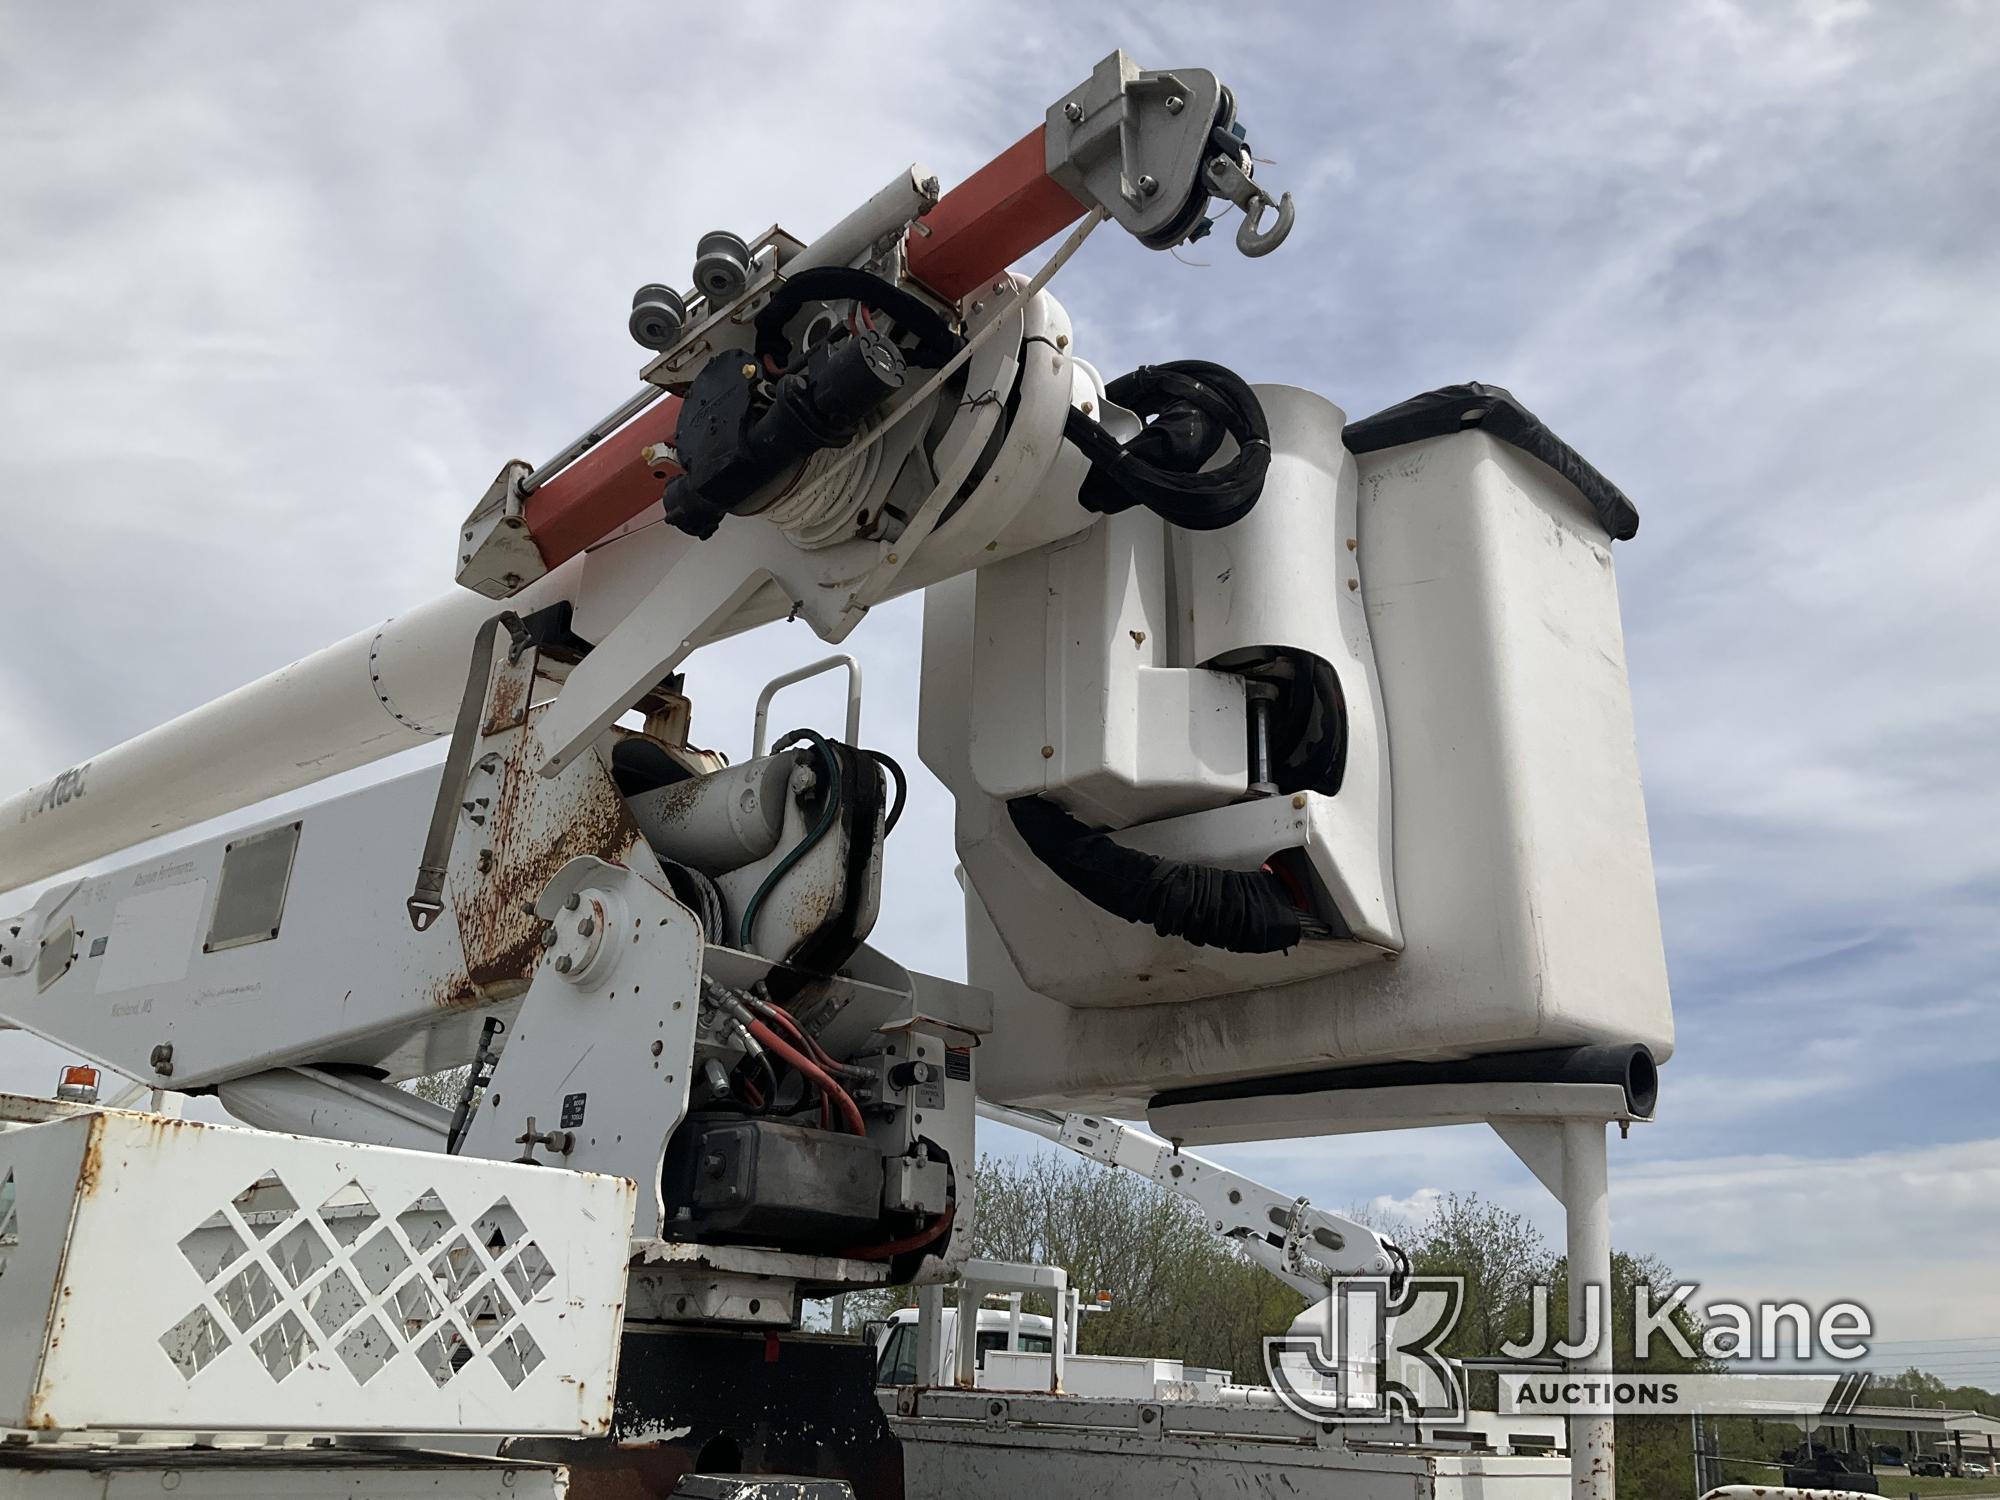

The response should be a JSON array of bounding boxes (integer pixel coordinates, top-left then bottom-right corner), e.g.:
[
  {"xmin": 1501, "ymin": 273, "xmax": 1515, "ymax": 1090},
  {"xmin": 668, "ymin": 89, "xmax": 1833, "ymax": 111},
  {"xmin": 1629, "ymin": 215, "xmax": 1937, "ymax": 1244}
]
[{"xmin": 752, "ymin": 654, "xmax": 863, "ymax": 756}]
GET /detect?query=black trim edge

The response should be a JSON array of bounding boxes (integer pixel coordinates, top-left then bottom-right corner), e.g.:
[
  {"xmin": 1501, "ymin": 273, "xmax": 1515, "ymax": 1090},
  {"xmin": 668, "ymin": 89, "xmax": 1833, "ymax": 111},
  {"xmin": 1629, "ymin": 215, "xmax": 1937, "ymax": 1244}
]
[
  {"xmin": 1344, "ymin": 382, "xmax": 1640, "ymax": 542},
  {"xmin": 1148, "ymin": 1043, "xmax": 1659, "ymax": 1120}
]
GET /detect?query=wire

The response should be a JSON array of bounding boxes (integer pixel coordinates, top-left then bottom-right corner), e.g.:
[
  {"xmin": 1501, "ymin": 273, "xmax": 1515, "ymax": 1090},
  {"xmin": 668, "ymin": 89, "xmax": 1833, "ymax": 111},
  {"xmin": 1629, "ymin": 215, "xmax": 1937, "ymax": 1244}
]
[
  {"xmin": 736, "ymin": 730, "xmax": 843, "ymax": 949},
  {"xmin": 751, "ymin": 1048, "xmax": 778, "ymax": 1105}
]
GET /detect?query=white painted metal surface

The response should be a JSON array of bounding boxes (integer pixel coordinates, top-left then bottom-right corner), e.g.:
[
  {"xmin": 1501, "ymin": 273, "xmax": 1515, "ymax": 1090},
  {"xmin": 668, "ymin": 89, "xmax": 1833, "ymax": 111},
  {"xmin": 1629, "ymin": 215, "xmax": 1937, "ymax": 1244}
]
[
  {"xmin": 953, "ymin": 1261, "xmax": 1068, "ymax": 1392},
  {"xmin": 919, "ymin": 385, "xmax": 1402, "ymax": 1025},
  {"xmin": 0, "ymin": 766, "xmax": 486, "ymax": 1088},
  {"xmin": 0, "ymin": 281, "xmax": 1095, "ymax": 896},
  {"xmin": 1174, "ymin": 386, "xmax": 1397, "ymax": 944},
  {"xmin": 0, "ymin": 1099, "xmax": 633, "ymax": 1437},
  {"xmin": 457, "ymin": 855, "xmax": 702, "ymax": 1239},
  {"xmin": 961, "ymin": 505, "xmax": 1249, "ymax": 827},
  {"xmin": 980, "ymin": 1100, "xmax": 1395, "ymax": 1295},
  {"xmin": 0, "ymin": 564, "xmax": 583, "ymax": 897},
  {"xmin": 978, "ymin": 1349, "xmax": 1193, "ymax": 1400},
  {"xmin": 949, "ymin": 426, "xmax": 1671, "ymax": 1114},
  {"xmin": 0, "ymin": 1452, "xmax": 570, "ymax": 1500},
  {"xmin": 215, "ymin": 1066, "xmax": 451, "ymax": 1150}
]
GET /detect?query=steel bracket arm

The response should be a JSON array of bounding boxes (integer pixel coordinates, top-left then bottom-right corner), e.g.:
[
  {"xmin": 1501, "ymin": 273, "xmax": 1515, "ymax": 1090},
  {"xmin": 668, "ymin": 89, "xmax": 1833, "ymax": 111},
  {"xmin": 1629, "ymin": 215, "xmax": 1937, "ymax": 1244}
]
[{"xmin": 979, "ymin": 1102, "xmax": 1404, "ymax": 1300}]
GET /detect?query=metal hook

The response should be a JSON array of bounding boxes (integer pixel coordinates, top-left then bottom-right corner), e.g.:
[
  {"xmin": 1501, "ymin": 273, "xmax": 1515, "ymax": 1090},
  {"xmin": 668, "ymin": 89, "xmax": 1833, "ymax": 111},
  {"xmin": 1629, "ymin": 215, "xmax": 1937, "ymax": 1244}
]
[
  {"xmin": 1201, "ymin": 151, "xmax": 1297, "ymax": 259},
  {"xmin": 1235, "ymin": 190, "xmax": 1295, "ymax": 258}
]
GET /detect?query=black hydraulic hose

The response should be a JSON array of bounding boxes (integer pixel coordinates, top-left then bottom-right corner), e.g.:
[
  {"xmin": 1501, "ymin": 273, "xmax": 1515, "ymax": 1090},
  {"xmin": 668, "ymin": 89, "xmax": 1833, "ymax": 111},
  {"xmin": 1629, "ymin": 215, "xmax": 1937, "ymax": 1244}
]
[
  {"xmin": 1007, "ymin": 795, "xmax": 1303, "ymax": 954},
  {"xmin": 1064, "ymin": 360, "xmax": 1271, "ymax": 531},
  {"xmin": 1151, "ymin": 1044, "xmax": 1662, "ymax": 1120},
  {"xmin": 868, "ymin": 748, "xmax": 908, "ymax": 834}
]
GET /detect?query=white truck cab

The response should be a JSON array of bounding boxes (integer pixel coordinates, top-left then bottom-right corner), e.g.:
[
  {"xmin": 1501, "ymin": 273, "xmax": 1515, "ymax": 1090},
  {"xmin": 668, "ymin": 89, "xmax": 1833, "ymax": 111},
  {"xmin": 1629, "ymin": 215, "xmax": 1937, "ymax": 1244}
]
[{"xmin": 871, "ymin": 1303, "xmax": 1057, "ymax": 1387}]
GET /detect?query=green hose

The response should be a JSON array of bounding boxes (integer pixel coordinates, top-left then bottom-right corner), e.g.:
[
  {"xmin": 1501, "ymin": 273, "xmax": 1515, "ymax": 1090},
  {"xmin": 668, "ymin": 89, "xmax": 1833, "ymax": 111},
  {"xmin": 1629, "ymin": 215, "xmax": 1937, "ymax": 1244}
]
[{"xmin": 737, "ymin": 729, "xmax": 843, "ymax": 950}]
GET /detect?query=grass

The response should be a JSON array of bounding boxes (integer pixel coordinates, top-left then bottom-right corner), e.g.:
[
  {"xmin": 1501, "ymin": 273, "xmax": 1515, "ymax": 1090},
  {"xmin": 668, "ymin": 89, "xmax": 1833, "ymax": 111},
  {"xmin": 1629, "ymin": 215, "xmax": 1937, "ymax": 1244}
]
[
  {"xmin": 1882, "ymin": 1476, "xmax": 2000, "ymax": 1498},
  {"xmin": 1713, "ymin": 1460, "xmax": 1999, "ymax": 1498}
]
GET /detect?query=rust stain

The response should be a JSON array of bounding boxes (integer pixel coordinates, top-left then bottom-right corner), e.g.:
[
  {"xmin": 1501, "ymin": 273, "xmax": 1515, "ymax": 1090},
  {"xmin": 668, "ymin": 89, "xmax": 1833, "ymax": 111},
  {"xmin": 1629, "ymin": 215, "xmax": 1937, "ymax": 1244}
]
[
  {"xmin": 75, "ymin": 1114, "xmax": 106, "ymax": 1196},
  {"xmin": 483, "ymin": 670, "xmax": 530, "ymax": 737},
  {"xmin": 447, "ymin": 710, "xmax": 644, "ymax": 1006},
  {"xmin": 431, "ymin": 970, "xmax": 482, "ymax": 1010}
]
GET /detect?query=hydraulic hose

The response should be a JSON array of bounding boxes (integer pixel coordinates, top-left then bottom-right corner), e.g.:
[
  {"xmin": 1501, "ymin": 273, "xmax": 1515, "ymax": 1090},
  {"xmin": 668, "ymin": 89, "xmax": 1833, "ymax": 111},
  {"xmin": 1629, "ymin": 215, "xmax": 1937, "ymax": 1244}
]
[
  {"xmin": 1064, "ymin": 359, "xmax": 1271, "ymax": 530},
  {"xmin": 1007, "ymin": 795, "xmax": 1303, "ymax": 954},
  {"xmin": 747, "ymin": 1017, "xmax": 867, "ymax": 1135}
]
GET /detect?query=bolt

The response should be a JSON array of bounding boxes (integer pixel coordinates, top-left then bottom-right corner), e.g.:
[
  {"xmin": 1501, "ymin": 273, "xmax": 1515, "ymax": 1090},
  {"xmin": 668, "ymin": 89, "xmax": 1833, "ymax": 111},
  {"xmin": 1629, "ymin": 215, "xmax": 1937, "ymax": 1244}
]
[
  {"xmin": 1347, "ymin": 578, "xmax": 1359, "ymax": 591},
  {"xmin": 502, "ymin": 572, "xmax": 522, "ymax": 589},
  {"xmin": 477, "ymin": 848, "xmax": 493, "ymax": 873},
  {"xmin": 576, "ymin": 915, "xmax": 595, "ymax": 937},
  {"xmin": 1137, "ymin": 174, "xmax": 1159, "ymax": 197},
  {"xmin": 565, "ymin": 893, "xmax": 581, "ymax": 911},
  {"xmin": 1063, "ymin": 101, "xmax": 1085, "ymax": 124},
  {"xmin": 741, "ymin": 362, "xmax": 758, "ymax": 379},
  {"xmin": 1292, "ymin": 794, "xmax": 1308, "ymax": 810},
  {"xmin": 539, "ymin": 923, "xmax": 557, "ymax": 947},
  {"xmin": 1165, "ymin": 94, "xmax": 1185, "ymax": 114},
  {"xmin": 651, "ymin": 1040, "xmax": 664, "ymax": 1057},
  {"xmin": 1056, "ymin": 333, "xmax": 1070, "ymax": 350},
  {"xmin": 993, "ymin": 281, "xmax": 1009, "ymax": 295},
  {"xmin": 1041, "ymin": 745, "xmax": 1054, "ymax": 759},
  {"xmin": 555, "ymin": 955, "xmax": 573, "ymax": 974},
  {"xmin": 150, "ymin": 1042, "xmax": 174, "ymax": 1077}
]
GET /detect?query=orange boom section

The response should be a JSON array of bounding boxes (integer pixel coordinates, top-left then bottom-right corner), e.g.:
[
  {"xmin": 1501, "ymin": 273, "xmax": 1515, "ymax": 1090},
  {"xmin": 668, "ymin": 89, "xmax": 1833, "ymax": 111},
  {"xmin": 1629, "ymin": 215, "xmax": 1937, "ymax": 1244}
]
[
  {"xmin": 520, "ymin": 396, "xmax": 684, "ymax": 568},
  {"xmin": 905, "ymin": 126, "xmax": 1087, "ymax": 303}
]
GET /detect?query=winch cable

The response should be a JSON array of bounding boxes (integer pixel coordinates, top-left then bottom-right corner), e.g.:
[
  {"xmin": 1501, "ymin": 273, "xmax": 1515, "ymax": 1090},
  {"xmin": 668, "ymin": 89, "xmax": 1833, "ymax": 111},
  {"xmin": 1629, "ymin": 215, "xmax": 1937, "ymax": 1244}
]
[
  {"xmin": 1064, "ymin": 359, "xmax": 1271, "ymax": 530},
  {"xmin": 1007, "ymin": 794, "xmax": 1304, "ymax": 954}
]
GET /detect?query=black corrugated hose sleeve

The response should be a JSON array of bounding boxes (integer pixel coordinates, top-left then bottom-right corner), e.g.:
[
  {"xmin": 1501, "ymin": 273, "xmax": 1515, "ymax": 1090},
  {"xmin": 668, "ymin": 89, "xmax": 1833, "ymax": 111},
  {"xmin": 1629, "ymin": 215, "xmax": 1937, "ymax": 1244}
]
[
  {"xmin": 1007, "ymin": 795, "xmax": 1302, "ymax": 954},
  {"xmin": 1064, "ymin": 360, "xmax": 1271, "ymax": 531}
]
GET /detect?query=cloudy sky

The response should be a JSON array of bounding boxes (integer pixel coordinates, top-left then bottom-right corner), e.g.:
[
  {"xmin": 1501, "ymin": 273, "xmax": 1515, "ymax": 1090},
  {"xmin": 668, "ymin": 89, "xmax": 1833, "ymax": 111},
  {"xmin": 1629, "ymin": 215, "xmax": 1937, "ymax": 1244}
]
[{"xmin": 3, "ymin": 2, "xmax": 1996, "ymax": 1375}]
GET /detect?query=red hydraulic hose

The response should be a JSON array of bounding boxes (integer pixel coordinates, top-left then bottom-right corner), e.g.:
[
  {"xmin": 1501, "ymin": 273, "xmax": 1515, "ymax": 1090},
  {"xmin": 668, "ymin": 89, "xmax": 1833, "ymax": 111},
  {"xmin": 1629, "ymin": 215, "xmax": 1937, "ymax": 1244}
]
[
  {"xmin": 753, "ymin": 1005, "xmax": 835, "ymax": 1128},
  {"xmin": 748, "ymin": 1018, "xmax": 866, "ymax": 1136},
  {"xmin": 841, "ymin": 1202, "xmax": 955, "ymax": 1262}
]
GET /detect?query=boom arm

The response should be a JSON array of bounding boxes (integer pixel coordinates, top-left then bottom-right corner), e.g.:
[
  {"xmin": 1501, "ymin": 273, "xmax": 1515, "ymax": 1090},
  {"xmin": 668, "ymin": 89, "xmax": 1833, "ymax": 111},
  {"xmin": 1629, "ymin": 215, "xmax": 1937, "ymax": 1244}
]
[{"xmin": 979, "ymin": 1101, "xmax": 1407, "ymax": 1300}]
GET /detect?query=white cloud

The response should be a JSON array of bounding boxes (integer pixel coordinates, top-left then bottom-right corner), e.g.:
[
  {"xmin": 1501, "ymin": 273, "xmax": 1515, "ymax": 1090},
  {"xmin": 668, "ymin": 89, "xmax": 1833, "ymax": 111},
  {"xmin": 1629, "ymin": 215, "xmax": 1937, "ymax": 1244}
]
[
  {"xmin": 1618, "ymin": 1140, "xmax": 2000, "ymax": 1341},
  {"xmin": 1, "ymin": 0, "xmax": 1995, "ymax": 1367}
]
